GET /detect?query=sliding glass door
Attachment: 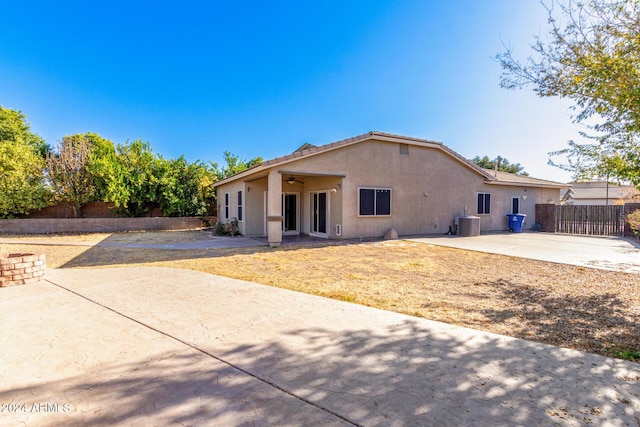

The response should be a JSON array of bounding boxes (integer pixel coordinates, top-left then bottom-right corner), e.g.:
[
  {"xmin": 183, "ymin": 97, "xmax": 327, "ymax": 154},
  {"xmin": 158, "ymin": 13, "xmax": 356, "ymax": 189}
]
[{"xmin": 310, "ymin": 191, "xmax": 328, "ymax": 237}]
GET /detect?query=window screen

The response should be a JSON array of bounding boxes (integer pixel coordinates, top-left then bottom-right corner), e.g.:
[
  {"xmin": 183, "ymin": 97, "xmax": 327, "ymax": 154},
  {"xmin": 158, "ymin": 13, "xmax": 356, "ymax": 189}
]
[
  {"xmin": 376, "ymin": 189, "xmax": 391, "ymax": 215},
  {"xmin": 359, "ymin": 188, "xmax": 391, "ymax": 216},
  {"xmin": 477, "ymin": 193, "xmax": 491, "ymax": 215},
  {"xmin": 359, "ymin": 189, "xmax": 375, "ymax": 215}
]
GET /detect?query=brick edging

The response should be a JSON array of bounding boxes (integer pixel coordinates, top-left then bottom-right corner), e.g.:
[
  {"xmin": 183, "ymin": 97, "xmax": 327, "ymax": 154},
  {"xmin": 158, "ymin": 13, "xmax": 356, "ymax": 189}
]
[{"xmin": 0, "ymin": 253, "xmax": 46, "ymax": 287}]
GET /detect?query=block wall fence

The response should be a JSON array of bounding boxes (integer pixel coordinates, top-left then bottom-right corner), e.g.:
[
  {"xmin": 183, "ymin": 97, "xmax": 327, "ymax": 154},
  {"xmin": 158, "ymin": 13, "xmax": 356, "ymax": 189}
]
[{"xmin": 0, "ymin": 217, "xmax": 210, "ymax": 234}]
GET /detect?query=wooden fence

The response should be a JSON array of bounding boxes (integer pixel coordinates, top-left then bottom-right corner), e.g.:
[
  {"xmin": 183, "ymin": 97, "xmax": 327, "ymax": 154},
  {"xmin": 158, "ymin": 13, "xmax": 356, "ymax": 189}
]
[{"xmin": 555, "ymin": 205, "xmax": 625, "ymax": 236}]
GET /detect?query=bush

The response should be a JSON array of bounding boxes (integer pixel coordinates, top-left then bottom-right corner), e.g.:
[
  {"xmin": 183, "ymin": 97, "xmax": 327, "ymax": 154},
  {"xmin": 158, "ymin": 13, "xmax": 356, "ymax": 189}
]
[
  {"xmin": 213, "ymin": 218, "xmax": 241, "ymax": 236},
  {"xmin": 627, "ymin": 209, "xmax": 640, "ymax": 237},
  {"xmin": 0, "ymin": 141, "xmax": 52, "ymax": 218}
]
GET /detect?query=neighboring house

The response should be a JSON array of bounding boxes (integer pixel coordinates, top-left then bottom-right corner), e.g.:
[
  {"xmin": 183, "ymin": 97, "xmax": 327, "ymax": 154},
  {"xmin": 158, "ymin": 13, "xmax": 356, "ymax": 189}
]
[
  {"xmin": 214, "ymin": 131, "xmax": 568, "ymax": 246},
  {"xmin": 560, "ymin": 180, "xmax": 640, "ymax": 205}
]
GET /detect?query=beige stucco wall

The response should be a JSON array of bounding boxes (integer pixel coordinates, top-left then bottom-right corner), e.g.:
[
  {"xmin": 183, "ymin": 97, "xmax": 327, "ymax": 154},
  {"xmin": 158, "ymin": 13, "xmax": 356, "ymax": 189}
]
[
  {"xmin": 216, "ymin": 180, "xmax": 246, "ymax": 234},
  {"xmin": 478, "ymin": 185, "xmax": 559, "ymax": 231},
  {"xmin": 244, "ymin": 177, "xmax": 267, "ymax": 235},
  {"xmin": 217, "ymin": 174, "xmax": 344, "ymax": 237},
  {"xmin": 216, "ymin": 138, "xmax": 563, "ymax": 239}
]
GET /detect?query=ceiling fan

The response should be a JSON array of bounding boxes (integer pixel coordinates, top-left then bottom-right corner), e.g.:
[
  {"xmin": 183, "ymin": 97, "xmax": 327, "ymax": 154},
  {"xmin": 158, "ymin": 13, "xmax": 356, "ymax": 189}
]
[{"xmin": 286, "ymin": 176, "xmax": 304, "ymax": 185}]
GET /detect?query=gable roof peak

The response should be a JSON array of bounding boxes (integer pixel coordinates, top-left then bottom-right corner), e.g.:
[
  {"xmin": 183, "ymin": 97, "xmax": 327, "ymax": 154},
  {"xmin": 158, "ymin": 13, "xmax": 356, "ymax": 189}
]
[{"xmin": 293, "ymin": 142, "xmax": 317, "ymax": 153}]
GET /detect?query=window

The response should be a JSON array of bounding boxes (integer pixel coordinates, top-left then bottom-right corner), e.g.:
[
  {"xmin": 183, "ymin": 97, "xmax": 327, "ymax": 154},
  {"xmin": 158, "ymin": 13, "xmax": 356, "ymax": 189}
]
[
  {"xmin": 511, "ymin": 197, "xmax": 519, "ymax": 214},
  {"xmin": 224, "ymin": 193, "xmax": 229, "ymax": 219},
  {"xmin": 237, "ymin": 191, "xmax": 243, "ymax": 221},
  {"xmin": 359, "ymin": 188, "xmax": 391, "ymax": 216},
  {"xmin": 477, "ymin": 192, "xmax": 491, "ymax": 215},
  {"xmin": 399, "ymin": 143, "xmax": 409, "ymax": 155}
]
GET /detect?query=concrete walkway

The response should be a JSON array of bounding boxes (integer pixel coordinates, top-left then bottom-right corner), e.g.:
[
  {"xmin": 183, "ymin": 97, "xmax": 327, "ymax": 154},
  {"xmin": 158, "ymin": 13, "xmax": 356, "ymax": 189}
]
[
  {"xmin": 407, "ymin": 232, "xmax": 640, "ymax": 274},
  {"xmin": 1, "ymin": 267, "xmax": 639, "ymax": 426}
]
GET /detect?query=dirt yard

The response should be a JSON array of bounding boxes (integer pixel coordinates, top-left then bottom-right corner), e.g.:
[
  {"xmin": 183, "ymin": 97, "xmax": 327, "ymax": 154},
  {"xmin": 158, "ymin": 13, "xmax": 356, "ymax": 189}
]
[{"xmin": 2, "ymin": 230, "xmax": 639, "ymax": 361}]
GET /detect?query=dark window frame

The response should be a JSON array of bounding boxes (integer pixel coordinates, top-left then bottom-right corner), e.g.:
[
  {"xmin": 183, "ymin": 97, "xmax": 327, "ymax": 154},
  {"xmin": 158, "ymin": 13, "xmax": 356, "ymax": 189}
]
[
  {"xmin": 224, "ymin": 193, "xmax": 230, "ymax": 219},
  {"xmin": 511, "ymin": 196, "xmax": 519, "ymax": 215},
  {"xmin": 477, "ymin": 192, "xmax": 491, "ymax": 215},
  {"xmin": 237, "ymin": 191, "xmax": 243, "ymax": 221},
  {"xmin": 358, "ymin": 187, "xmax": 392, "ymax": 217}
]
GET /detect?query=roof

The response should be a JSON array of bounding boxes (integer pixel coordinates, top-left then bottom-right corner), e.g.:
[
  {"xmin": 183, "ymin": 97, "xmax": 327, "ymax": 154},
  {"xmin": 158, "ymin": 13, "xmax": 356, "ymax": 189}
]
[
  {"xmin": 481, "ymin": 169, "xmax": 570, "ymax": 189},
  {"xmin": 260, "ymin": 131, "xmax": 444, "ymax": 167},
  {"xmin": 561, "ymin": 181, "xmax": 639, "ymax": 201},
  {"xmin": 214, "ymin": 131, "xmax": 568, "ymax": 189},
  {"xmin": 293, "ymin": 143, "xmax": 317, "ymax": 153}
]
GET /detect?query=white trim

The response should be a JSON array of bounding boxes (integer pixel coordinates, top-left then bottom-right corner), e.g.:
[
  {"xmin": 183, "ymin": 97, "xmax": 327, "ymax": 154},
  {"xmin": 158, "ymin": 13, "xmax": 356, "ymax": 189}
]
[
  {"xmin": 477, "ymin": 192, "xmax": 491, "ymax": 215},
  {"xmin": 511, "ymin": 196, "xmax": 520, "ymax": 215},
  {"xmin": 263, "ymin": 191, "xmax": 301, "ymax": 235},
  {"xmin": 309, "ymin": 190, "xmax": 330, "ymax": 238},
  {"xmin": 282, "ymin": 192, "xmax": 300, "ymax": 236},
  {"xmin": 237, "ymin": 190, "xmax": 244, "ymax": 222}
]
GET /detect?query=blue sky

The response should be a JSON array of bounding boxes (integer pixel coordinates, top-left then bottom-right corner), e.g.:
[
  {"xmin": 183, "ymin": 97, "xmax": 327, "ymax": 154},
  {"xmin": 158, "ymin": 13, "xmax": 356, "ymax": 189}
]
[{"xmin": 1, "ymin": 1, "xmax": 584, "ymax": 182}]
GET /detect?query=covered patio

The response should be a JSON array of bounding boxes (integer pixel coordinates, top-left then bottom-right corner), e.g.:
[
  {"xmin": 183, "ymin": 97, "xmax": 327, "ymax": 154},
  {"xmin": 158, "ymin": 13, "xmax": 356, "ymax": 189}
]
[{"xmin": 242, "ymin": 170, "xmax": 345, "ymax": 246}]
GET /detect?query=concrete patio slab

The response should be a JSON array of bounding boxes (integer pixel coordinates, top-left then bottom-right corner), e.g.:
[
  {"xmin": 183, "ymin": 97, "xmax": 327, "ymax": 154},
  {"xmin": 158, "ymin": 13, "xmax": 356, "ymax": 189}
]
[
  {"xmin": 407, "ymin": 232, "xmax": 640, "ymax": 273},
  {"xmin": 0, "ymin": 270, "xmax": 347, "ymax": 426},
  {"xmin": 2, "ymin": 267, "xmax": 639, "ymax": 425}
]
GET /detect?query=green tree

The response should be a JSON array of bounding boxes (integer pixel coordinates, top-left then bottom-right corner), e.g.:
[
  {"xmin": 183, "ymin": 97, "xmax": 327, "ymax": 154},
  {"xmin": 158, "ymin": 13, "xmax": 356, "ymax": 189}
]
[
  {"xmin": 627, "ymin": 209, "xmax": 640, "ymax": 236},
  {"xmin": 89, "ymin": 140, "xmax": 160, "ymax": 217},
  {"xmin": 82, "ymin": 132, "xmax": 116, "ymax": 201},
  {"xmin": 0, "ymin": 107, "xmax": 51, "ymax": 217},
  {"xmin": 0, "ymin": 106, "xmax": 50, "ymax": 158},
  {"xmin": 89, "ymin": 139, "xmax": 223, "ymax": 217},
  {"xmin": 156, "ymin": 157, "xmax": 217, "ymax": 217},
  {"xmin": 46, "ymin": 134, "xmax": 100, "ymax": 218},
  {"xmin": 214, "ymin": 151, "xmax": 263, "ymax": 181},
  {"xmin": 472, "ymin": 155, "xmax": 529, "ymax": 176},
  {"xmin": 496, "ymin": 0, "xmax": 640, "ymax": 185},
  {"xmin": 0, "ymin": 142, "xmax": 51, "ymax": 218}
]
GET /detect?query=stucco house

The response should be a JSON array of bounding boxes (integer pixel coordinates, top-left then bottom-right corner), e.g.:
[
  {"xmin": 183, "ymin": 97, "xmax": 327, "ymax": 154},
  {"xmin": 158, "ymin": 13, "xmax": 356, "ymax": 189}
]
[
  {"xmin": 560, "ymin": 180, "xmax": 640, "ymax": 205},
  {"xmin": 214, "ymin": 131, "xmax": 568, "ymax": 246}
]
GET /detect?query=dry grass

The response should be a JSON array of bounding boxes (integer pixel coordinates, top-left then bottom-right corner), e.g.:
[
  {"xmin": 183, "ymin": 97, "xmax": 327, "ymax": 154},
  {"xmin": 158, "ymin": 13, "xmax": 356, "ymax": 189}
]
[
  {"xmin": 2, "ymin": 232, "xmax": 639, "ymax": 360},
  {"xmin": 0, "ymin": 230, "xmax": 210, "ymax": 245}
]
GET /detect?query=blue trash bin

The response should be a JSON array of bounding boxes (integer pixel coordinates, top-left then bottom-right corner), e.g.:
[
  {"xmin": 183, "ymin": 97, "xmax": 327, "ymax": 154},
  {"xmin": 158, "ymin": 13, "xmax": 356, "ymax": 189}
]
[{"xmin": 506, "ymin": 214, "xmax": 527, "ymax": 233}]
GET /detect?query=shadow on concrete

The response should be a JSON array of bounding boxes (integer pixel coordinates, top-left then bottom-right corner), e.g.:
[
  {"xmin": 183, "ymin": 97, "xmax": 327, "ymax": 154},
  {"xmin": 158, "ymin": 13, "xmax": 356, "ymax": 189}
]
[
  {"xmin": 0, "ymin": 348, "xmax": 346, "ymax": 426},
  {"xmin": 58, "ymin": 235, "xmax": 350, "ymax": 269},
  {"xmin": 52, "ymin": 235, "xmax": 640, "ymax": 362},
  {"xmin": 625, "ymin": 236, "xmax": 640, "ymax": 250},
  {"xmin": 2, "ymin": 319, "xmax": 638, "ymax": 425}
]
